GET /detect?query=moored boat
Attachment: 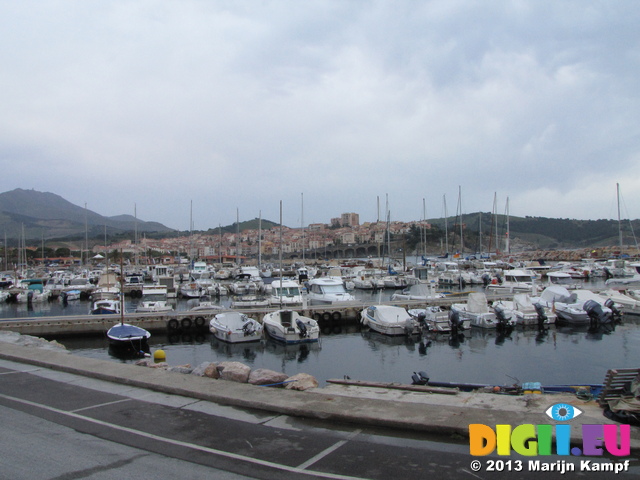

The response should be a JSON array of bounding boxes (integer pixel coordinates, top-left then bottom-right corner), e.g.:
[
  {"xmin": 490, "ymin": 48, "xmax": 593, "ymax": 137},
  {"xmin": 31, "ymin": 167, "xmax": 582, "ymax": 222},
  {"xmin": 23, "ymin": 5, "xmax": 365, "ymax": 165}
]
[
  {"xmin": 262, "ymin": 309, "xmax": 320, "ymax": 344},
  {"xmin": 209, "ymin": 311, "xmax": 263, "ymax": 343},
  {"xmin": 360, "ymin": 305, "xmax": 420, "ymax": 336}
]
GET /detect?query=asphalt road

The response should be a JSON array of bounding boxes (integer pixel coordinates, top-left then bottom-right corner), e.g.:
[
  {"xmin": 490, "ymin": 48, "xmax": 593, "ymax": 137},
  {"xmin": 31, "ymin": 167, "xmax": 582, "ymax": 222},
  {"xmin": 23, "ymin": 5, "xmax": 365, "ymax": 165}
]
[{"xmin": 0, "ymin": 359, "xmax": 638, "ymax": 480}]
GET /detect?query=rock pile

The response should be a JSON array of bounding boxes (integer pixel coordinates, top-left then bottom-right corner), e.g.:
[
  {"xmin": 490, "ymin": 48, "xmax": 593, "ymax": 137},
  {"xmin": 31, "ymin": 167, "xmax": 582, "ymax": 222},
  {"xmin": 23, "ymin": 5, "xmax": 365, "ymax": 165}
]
[{"xmin": 135, "ymin": 358, "xmax": 319, "ymax": 391}]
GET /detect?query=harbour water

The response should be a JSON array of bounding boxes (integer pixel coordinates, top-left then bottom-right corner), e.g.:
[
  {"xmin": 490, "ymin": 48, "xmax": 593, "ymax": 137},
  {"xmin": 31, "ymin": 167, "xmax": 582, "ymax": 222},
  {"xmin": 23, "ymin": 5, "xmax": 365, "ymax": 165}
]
[{"xmin": 1, "ymin": 279, "xmax": 638, "ymax": 388}]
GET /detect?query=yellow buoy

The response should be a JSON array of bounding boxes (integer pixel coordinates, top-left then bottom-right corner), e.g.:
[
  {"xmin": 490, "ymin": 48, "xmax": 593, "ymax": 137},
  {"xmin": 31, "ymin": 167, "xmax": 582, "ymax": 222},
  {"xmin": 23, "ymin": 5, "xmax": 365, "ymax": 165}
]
[{"xmin": 153, "ymin": 349, "xmax": 166, "ymax": 362}]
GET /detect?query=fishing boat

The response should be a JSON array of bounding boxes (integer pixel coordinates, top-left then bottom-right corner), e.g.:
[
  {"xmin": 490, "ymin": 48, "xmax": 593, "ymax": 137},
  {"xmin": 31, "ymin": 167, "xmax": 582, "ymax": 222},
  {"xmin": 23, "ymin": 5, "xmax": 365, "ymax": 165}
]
[
  {"xmin": 360, "ymin": 305, "xmax": 420, "ymax": 336},
  {"xmin": 208, "ymin": 311, "xmax": 263, "ymax": 343},
  {"xmin": 90, "ymin": 297, "xmax": 121, "ymax": 315},
  {"xmin": 262, "ymin": 309, "xmax": 320, "ymax": 344},
  {"xmin": 409, "ymin": 306, "xmax": 455, "ymax": 333}
]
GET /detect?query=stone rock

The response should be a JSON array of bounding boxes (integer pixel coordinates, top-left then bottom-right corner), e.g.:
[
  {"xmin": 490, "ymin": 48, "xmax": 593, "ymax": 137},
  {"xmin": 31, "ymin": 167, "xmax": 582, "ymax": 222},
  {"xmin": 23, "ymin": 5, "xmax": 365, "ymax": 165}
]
[
  {"xmin": 217, "ymin": 361, "xmax": 251, "ymax": 383},
  {"xmin": 149, "ymin": 362, "xmax": 169, "ymax": 369},
  {"xmin": 248, "ymin": 368, "xmax": 289, "ymax": 386},
  {"xmin": 191, "ymin": 362, "xmax": 215, "ymax": 377},
  {"xmin": 168, "ymin": 364, "xmax": 193, "ymax": 374},
  {"xmin": 203, "ymin": 362, "xmax": 220, "ymax": 379},
  {"xmin": 0, "ymin": 331, "xmax": 68, "ymax": 352},
  {"xmin": 284, "ymin": 373, "xmax": 319, "ymax": 391},
  {"xmin": 135, "ymin": 359, "xmax": 154, "ymax": 367}
]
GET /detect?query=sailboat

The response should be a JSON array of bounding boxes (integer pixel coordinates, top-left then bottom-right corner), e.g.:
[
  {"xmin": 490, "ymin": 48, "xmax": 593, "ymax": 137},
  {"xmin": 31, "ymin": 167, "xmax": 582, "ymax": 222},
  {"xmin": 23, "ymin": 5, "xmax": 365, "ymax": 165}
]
[{"xmin": 106, "ymin": 253, "xmax": 150, "ymax": 357}]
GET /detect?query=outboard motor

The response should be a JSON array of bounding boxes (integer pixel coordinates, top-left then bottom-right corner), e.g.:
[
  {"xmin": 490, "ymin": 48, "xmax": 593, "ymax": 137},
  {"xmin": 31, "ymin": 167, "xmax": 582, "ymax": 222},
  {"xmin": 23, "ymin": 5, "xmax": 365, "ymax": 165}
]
[
  {"xmin": 242, "ymin": 321, "xmax": 256, "ymax": 337},
  {"xmin": 481, "ymin": 273, "xmax": 491, "ymax": 287},
  {"xmin": 296, "ymin": 318, "xmax": 308, "ymax": 338},
  {"xmin": 417, "ymin": 311, "xmax": 427, "ymax": 327},
  {"xmin": 493, "ymin": 304, "xmax": 513, "ymax": 331},
  {"xmin": 604, "ymin": 298, "xmax": 622, "ymax": 322},
  {"xmin": 584, "ymin": 299, "xmax": 608, "ymax": 328},
  {"xmin": 449, "ymin": 310, "xmax": 462, "ymax": 335},
  {"xmin": 533, "ymin": 302, "xmax": 548, "ymax": 330},
  {"xmin": 603, "ymin": 267, "xmax": 613, "ymax": 280},
  {"xmin": 411, "ymin": 370, "xmax": 429, "ymax": 385}
]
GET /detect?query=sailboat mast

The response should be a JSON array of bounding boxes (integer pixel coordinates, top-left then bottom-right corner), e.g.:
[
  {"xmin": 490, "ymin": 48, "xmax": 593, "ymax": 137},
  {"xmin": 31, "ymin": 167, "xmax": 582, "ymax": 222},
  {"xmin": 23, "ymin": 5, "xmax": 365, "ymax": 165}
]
[
  {"xmin": 457, "ymin": 186, "xmax": 464, "ymax": 255},
  {"xmin": 301, "ymin": 192, "xmax": 305, "ymax": 263},
  {"xmin": 443, "ymin": 194, "xmax": 448, "ymax": 255},
  {"xmin": 258, "ymin": 211, "xmax": 262, "ymax": 269},
  {"xmin": 617, "ymin": 183, "xmax": 623, "ymax": 252},
  {"xmin": 505, "ymin": 197, "xmax": 510, "ymax": 255},
  {"xmin": 279, "ymin": 201, "xmax": 283, "ymax": 306}
]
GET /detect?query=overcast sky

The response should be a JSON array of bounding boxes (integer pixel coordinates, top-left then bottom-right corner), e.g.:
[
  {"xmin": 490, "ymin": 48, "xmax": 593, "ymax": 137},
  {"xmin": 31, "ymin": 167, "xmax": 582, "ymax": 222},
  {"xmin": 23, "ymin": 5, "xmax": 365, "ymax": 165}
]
[{"xmin": 1, "ymin": 1, "xmax": 639, "ymax": 231}]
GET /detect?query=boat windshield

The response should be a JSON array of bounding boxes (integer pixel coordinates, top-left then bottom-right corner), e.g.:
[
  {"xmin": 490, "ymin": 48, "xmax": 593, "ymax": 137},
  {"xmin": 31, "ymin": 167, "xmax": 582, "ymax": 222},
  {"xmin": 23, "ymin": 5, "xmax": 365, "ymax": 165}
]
[
  {"xmin": 321, "ymin": 284, "xmax": 347, "ymax": 294},
  {"xmin": 274, "ymin": 287, "xmax": 300, "ymax": 296}
]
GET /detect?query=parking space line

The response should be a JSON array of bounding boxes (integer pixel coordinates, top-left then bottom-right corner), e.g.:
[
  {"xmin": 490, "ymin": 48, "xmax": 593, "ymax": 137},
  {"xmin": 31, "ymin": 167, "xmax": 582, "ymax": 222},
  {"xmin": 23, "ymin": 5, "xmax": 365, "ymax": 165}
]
[
  {"xmin": 297, "ymin": 429, "xmax": 362, "ymax": 470},
  {"xmin": 71, "ymin": 398, "xmax": 133, "ymax": 413},
  {"xmin": 0, "ymin": 393, "xmax": 369, "ymax": 480}
]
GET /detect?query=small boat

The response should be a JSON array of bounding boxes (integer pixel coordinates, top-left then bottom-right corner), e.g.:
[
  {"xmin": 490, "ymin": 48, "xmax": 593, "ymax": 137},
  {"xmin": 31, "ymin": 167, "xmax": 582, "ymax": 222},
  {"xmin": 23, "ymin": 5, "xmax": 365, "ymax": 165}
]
[
  {"xmin": 360, "ymin": 305, "xmax": 420, "ymax": 336},
  {"xmin": 451, "ymin": 292, "xmax": 516, "ymax": 329},
  {"xmin": 209, "ymin": 311, "xmax": 263, "ymax": 343},
  {"xmin": 106, "ymin": 323, "xmax": 151, "ymax": 356},
  {"xmin": 533, "ymin": 286, "xmax": 613, "ymax": 325},
  {"xmin": 262, "ymin": 309, "xmax": 320, "ymax": 344},
  {"xmin": 410, "ymin": 371, "xmax": 603, "ymax": 396},
  {"xmin": 492, "ymin": 294, "xmax": 557, "ymax": 326},
  {"xmin": 59, "ymin": 289, "xmax": 82, "ymax": 303},
  {"xmin": 409, "ymin": 306, "xmax": 457, "ymax": 333},
  {"xmin": 90, "ymin": 298, "xmax": 121, "ymax": 315}
]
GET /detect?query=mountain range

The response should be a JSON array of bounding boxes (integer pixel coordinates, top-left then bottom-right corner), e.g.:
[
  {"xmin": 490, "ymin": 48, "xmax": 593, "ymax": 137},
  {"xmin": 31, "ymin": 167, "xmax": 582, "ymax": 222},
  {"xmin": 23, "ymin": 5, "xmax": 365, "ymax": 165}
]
[
  {"xmin": 0, "ymin": 189, "xmax": 175, "ymax": 241},
  {"xmin": 0, "ymin": 188, "xmax": 638, "ymax": 251}
]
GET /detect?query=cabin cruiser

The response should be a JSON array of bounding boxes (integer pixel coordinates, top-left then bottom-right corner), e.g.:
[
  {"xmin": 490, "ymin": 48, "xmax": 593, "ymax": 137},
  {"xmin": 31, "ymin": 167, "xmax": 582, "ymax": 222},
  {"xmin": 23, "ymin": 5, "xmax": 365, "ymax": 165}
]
[
  {"xmin": 262, "ymin": 310, "xmax": 320, "ymax": 344},
  {"xmin": 306, "ymin": 277, "xmax": 355, "ymax": 305},
  {"xmin": 136, "ymin": 286, "xmax": 174, "ymax": 313},
  {"xmin": 269, "ymin": 278, "xmax": 303, "ymax": 307}
]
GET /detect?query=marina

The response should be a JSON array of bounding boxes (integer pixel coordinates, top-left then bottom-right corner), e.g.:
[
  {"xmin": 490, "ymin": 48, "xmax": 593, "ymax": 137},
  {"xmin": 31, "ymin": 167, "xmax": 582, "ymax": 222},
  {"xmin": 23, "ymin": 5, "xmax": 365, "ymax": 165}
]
[{"xmin": 1, "ymin": 266, "xmax": 638, "ymax": 389}]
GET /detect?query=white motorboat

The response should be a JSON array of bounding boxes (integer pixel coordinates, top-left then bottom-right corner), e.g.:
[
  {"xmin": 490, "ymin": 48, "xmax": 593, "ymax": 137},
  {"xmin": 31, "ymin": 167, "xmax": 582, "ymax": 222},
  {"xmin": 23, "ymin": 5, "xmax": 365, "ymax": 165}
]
[
  {"xmin": 485, "ymin": 269, "xmax": 536, "ymax": 294},
  {"xmin": 262, "ymin": 310, "xmax": 320, "ymax": 344},
  {"xmin": 451, "ymin": 292, "xmax": 515, "ymax": 329},
  {"xmin": 492, "ymin": 294, "xmax": 557, "ymax": 326},
  {"xmin": 136, "ymin": 286, "xmax": 174, "ymax": 313},
  {"xmin": 209, "ymin": 311, "xmax": 263, "ymax": 343},
  {"xmin": 533, "ymin": 286, "xmax": 612, "ymax": 325},
  {"xmin": 360, "ymin": 305, "xmax": 420, "ymax": 336},
  {"xmin": 269, "ymin": 278, "xmax": 303, "ymax": 307},
  {"xmin": 306, "ymin": 277, "xmax": 355, "ymax": 305},
  {"xmin": 598, "ymin": 289, "xmax": 640, "ymax": 316},
  {"xmin": 409, "ymin": 306, "xmax": 454, "ymax": 333},
  {"xmin": 391, "ymin": 281, "xmax": 445, "ymax": 301}
]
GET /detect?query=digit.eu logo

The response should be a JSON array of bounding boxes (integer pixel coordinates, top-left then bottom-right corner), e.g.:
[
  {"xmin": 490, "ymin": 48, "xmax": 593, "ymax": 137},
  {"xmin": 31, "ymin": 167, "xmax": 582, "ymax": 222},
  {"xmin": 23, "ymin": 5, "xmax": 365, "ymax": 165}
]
[{"xmin": 469, "ymin": 403, "xmax": 630, "ymax": 457}]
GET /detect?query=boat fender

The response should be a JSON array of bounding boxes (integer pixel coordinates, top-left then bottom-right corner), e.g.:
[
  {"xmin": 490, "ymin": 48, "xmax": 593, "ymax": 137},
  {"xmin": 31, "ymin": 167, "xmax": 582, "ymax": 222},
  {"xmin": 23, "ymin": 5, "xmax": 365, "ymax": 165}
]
[
  {"xmin": 322, "ymin": 312, "xmax": 332, "ymax": 322},
  {"xmin": 167, "ymin": 319, "xmax": 180, "ymax": 331},
  {"xmin": 181, "ymin": 317, "xmax": 192, "ymax": 330},
  {"xmin": 332, "ymin": 311, "xmax": 342, "ymax": 321},
  {"xmin": 194, "ymin": 316, "xmax": 206, "ymax": 328}
]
